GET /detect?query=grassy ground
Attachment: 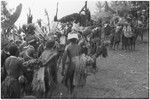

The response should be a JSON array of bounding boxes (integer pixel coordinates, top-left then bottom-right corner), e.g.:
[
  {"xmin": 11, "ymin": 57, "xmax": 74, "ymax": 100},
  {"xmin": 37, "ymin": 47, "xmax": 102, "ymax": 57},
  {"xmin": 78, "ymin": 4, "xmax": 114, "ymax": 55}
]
[
  {"xmin": 52, "ymin": 32, "xmax": 149, "ymax": 99},
  {"xmin": 74, "ymin": 32, "xmax": 149, "ymax": 99}
]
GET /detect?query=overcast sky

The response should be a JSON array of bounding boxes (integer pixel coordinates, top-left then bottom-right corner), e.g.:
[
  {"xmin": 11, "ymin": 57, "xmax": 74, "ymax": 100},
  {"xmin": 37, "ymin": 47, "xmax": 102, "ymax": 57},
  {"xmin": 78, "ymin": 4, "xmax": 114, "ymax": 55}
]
[{"xmin": 5, "ymin": 0, "xmax": 99, "ymax": 27}]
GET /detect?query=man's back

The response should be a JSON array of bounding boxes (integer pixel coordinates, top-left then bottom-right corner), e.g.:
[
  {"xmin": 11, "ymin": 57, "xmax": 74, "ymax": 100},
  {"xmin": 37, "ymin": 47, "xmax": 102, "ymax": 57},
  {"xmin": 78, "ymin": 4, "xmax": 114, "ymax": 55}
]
[
  {"xmin": 1, "ymin": 50, "xmax": 10, "ymax": 67},
  {"xmin": 5, "ymin": 56, "xmax": 23, "ymax": 79},
  {"xmin": 66, "ymin": 43, "xmax": 81, "ymax": 58}
]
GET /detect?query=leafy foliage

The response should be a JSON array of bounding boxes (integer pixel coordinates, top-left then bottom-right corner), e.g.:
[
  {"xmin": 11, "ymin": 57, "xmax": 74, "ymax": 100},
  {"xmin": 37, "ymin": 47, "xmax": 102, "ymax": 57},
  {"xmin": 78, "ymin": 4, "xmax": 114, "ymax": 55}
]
[
  {"xmin": 93, "ymin": 1, "xmax": 149, "ymax": 29},
  {"xmin": 1, "ymin": 1, "xmax": 22, "ymax": 30}
]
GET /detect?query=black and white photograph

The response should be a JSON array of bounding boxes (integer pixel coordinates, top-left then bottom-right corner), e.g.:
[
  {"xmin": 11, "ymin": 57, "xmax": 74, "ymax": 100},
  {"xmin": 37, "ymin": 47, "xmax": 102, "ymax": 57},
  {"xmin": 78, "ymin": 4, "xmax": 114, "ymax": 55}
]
[{"xmin": 1, "ymin": 0, "xmax": 149, "ymax": 99}]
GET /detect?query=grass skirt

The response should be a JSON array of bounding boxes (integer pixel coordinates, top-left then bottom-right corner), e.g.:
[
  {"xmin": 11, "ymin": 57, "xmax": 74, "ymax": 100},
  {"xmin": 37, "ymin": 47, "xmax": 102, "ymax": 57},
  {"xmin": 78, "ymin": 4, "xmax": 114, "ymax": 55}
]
[
  {"xmin": 32, "ymin": 67, "xmax": 45, "ymax": 98},
  {"xmin": 1, "ymin": 76, "xmax": 21, "ymax": 98},
  {"xmin": 72, "ymin": 55, "xmax": 88, "ymax": 87}
]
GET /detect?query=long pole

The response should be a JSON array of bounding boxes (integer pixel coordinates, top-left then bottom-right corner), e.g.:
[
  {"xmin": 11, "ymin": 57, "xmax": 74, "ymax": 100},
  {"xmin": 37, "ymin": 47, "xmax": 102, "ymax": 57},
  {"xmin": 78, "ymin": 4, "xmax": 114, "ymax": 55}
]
[
  {"xmin": 56, "ymin": 2, "xmax": 58, "ymax": 17},
  {"xmin": 45, "ymin": 9, "xmax": 50, "ymax": 33}
]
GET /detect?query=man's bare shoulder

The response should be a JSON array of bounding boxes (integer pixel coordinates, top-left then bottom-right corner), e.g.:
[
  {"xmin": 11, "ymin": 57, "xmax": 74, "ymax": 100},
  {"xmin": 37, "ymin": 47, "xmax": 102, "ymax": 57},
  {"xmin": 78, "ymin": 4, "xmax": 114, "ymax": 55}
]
[{"xmin": 65, "ymin": 43, "xmax": 71, "ymax": 51}]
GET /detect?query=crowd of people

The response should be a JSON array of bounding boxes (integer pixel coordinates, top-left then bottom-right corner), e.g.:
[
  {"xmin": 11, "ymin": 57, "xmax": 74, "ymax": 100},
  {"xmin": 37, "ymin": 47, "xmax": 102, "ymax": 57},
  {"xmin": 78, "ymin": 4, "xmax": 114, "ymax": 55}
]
[
  {"xmin": 1, "ymin": 1, "xmax": 148, "ymax": 98},
  {"xmin": 103, "ymin": 15, "xmax": 146, "ymax": 50},
  {"xmin": 1, "ymin": 19, "xmax": 109, "ymax": 98}
]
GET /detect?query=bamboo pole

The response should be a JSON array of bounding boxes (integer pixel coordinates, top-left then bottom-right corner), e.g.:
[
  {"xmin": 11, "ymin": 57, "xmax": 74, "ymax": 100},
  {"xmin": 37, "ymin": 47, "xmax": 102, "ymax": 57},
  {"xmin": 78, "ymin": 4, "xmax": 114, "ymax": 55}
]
[{"xmin": 56, "ymin": 2, "xmax": 58, "ymax": 18}]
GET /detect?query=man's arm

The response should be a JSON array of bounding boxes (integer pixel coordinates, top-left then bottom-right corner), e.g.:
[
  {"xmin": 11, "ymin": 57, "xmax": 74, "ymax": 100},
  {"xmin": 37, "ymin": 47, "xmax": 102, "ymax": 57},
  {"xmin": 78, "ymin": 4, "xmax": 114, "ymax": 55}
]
[{"xmin": 18, "ymin": 57, "xmax": 25, "ymax": 72}]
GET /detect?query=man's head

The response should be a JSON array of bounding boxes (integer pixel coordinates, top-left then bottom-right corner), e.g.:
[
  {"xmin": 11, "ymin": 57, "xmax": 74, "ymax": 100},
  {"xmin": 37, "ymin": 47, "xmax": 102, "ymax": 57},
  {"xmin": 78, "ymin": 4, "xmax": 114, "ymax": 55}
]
[
  {"xmin": 8, "ymin": 44, "xmax": 19, "ymax": 57},
  {"xmin": 69, "ymin": 38, "xmax": 78, "ymax": 44},
  {"xmin": 46, "ymin": 40, "xmax": 55, "ymax": 49}
]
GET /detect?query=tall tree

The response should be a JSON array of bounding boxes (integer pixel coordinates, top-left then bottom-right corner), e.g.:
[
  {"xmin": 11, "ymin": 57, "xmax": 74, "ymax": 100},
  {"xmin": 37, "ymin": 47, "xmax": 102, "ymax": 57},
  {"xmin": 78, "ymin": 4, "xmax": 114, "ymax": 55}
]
[
  {"xmin": 93, "ymin": 1, "xmax": 114, "ymax": 23},
  {"xmin": 94, "ymin": 1, "xmax": 149, "ymax": 24},
  {"xmin": 110, "ymin": 1, "xmax": 132, "ymax": 17}
]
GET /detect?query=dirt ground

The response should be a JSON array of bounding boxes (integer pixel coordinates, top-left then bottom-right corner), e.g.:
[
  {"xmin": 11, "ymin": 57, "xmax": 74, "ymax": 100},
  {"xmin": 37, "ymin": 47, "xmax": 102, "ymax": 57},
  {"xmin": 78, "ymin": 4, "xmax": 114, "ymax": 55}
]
[{"xmin": 52, "ymin": 32, "xmax": 149, "ymax": 99}]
